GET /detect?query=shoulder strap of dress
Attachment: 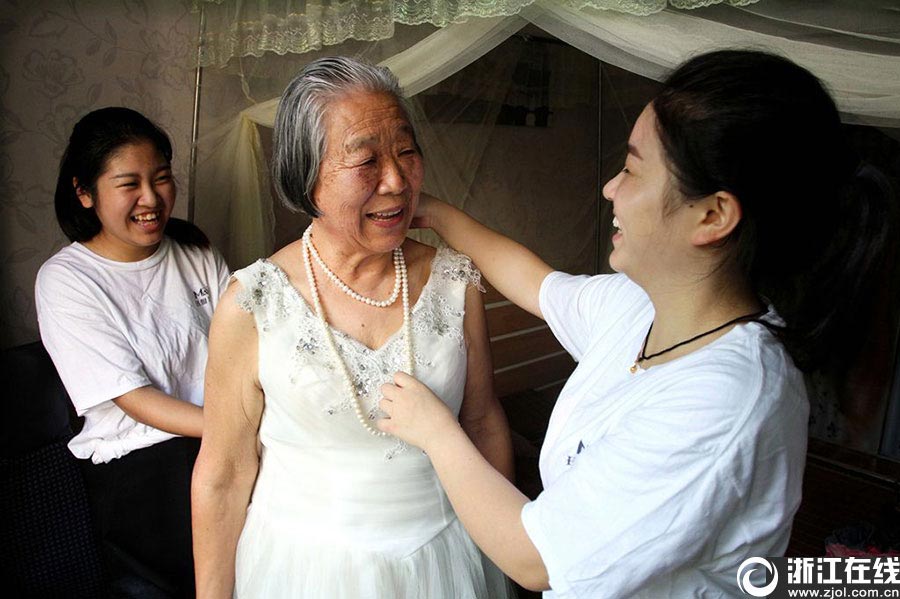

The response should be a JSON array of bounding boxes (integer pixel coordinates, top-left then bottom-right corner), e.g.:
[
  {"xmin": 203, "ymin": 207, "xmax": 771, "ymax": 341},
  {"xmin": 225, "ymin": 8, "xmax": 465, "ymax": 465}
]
[
  {"xmin": 231, "ymin": 260, "xmax": 281, "ymax": 315},
  {"xmin": 430, "ymin": 245, "xmax": 486, "ymax": 293}
]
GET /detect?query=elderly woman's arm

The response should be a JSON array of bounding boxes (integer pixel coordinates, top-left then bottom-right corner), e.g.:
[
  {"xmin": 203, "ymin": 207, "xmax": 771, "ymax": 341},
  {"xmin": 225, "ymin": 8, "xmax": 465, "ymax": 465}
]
[
  {"xmin": 416, "ymin": 194, "xmax": 553, "ymax": 319},
  {"xmin": 459, "ymin": 284, "xmax": 515, "ymax": 482},
  {"xmin": 192, "ymin": 285, "xmax": 263, "ymax": 599}
]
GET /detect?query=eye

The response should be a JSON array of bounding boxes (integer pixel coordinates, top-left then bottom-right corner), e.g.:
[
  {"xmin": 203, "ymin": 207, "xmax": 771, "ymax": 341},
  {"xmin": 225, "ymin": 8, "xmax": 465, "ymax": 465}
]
[
  {"xmin": 117, "ymin": 181, "xmax": 138, "ymax": 188},
  {"xmin": 399, "ymin": 147, "xmax": 417, "ymax": 156},
  {"xmin": 155, "ymin": 174, "xmax": 172, "ymax": 184}
]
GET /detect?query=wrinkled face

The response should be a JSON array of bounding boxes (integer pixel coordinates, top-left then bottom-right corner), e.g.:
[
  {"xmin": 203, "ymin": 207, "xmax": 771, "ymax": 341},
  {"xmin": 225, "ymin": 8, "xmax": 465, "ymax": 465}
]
[
  {"xmin": 77, "ymin": 140, "xmax": 175, "ymax": 262},
  {"xmin": 311, "ymin": 90, "xmax": 424, "ymax": 255},
  {"xmin": 602, "ymin": 104, "xmax": 690, "ymax": 283}
]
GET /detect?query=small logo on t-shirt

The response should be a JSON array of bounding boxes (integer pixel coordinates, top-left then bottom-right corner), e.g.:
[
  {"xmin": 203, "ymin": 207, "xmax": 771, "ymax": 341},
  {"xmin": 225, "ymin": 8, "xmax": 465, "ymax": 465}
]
[
  {"xmin": 566, "ymin": 440, "xmax": 586, "ymax": 466},
  {"xmin": 193, "ymin": 285, "xmax": 210, "ymax": 307}
]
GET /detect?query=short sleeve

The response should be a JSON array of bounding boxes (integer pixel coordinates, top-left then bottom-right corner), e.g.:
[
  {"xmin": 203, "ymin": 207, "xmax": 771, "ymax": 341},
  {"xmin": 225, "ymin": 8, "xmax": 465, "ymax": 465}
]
[
  {"xmin": 36, "ymin": 265, "xmax": 151, "ymax": 414},
  {"xmin": 212, "ymin": 247, "xmax": 231, "ymax": 300},
  {"xmin": 520, "ymin": 377, "xmax": 755, "ymax": 598},
  {"xmin": 538, "ymin": 272, "xmax": 647, "ymax": 361}
]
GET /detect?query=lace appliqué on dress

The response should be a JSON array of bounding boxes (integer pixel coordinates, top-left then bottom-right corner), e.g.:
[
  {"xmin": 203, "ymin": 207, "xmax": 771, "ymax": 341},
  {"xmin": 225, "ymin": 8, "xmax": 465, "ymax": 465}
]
[
  {"xmin": 434, "ymin": 247, "xmax": 486, "ymax": 294},
  {"xmin": 315, "ymin": 248, "xmax": 480, "ymax": 419},
  {"xmin": 263, "ymin": 262, "xmax": 421, "ymax": 459},
  {"xmin": 321, "ymin": 333, "xmax": 413, "ymax": 415},
  {"xmin": 238, "ymin": 250, "xmax": 479, "ymax": 460},
  {"xmin": 412, "ymin": 288, "xmax": 464, "ymax": 352},
  {"xmin": 233, "ymin": 261, "xmax": 292, "ymax": 333},
  {"xmin": 408, "ymin": 247, "xmax": 484, "ymax": 353}
]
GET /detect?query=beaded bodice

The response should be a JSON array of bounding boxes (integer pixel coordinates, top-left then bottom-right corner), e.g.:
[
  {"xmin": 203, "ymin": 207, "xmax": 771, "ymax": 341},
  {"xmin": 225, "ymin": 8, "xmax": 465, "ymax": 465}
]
[
  {"xmin": 230, "ymin": 245, "xmax": 482, "ymax": 550},
  {"xmin": 232, "ymin": 244, "xmax": 483, "ymax": 458}
]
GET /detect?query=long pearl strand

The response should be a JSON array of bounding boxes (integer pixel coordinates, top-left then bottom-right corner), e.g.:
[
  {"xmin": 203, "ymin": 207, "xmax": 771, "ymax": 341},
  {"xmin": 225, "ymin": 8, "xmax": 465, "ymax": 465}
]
[
  {"xmin": 303, "ymin": 227, "xmax": 401, "ymax": 308},
  {"xmin": 301, "ymin": 227, "xmax": 414, "ymax": 437}
]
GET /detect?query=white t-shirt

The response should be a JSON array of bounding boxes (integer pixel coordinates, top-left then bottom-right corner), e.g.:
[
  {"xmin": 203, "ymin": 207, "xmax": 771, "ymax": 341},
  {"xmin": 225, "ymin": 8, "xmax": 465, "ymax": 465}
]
[
  {"xmin": 35, "ymin": 238, "xmax": 230, "ymax": 464},
  {"xmin": 520, "ymin": 272, "xmax": 808, "ymax": 599}
]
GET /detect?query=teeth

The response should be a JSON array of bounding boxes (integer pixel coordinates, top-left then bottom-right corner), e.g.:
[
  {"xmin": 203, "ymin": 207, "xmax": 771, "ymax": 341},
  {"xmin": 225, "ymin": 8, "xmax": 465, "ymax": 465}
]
[
  {"xmin": 370, "ymin": 208, "xmax": 402, "ymax": 219},
  {"xmin": 612, "ymin": 216, "xmax": 620, "ymax": 230},
  {"xmin": 133, "ymin": 213, "xmax": 159, "ymax": 222}
]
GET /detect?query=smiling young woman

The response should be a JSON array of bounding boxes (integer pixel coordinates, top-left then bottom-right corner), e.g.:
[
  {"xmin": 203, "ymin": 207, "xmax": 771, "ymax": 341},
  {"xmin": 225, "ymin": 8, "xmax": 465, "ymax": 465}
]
[
  {"xmin": 35, "ymin": 107, "xmax": 230, "ymax": 596},
  {"xmin": 74, "ymin": 139, "xmax": 176, "ymax": 262},
  {"xmin": 377, "ymin": 49, "xmax": 895, "ymax": 598}
]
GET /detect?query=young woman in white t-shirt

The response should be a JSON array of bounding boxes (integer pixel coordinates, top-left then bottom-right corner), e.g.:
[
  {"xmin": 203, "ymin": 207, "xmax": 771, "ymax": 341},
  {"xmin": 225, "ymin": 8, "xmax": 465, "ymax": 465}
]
[
  {"xmin": 376, "ymin": 50, "xmax": 895, "ymax": 597},
  {"xmin": 35, "ymin": 107, "xmax": 229, "ymax": 597}
]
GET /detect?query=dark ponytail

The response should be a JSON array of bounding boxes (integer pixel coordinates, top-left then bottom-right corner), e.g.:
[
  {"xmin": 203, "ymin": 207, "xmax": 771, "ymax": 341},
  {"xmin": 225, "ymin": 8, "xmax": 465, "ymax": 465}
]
[
  {"xmin": 786, "ymin": 164, "xmax": 895, "ymax": 369},
  {"xmin": 54, "ymin": 106, "xmax": 208, "ymax": 249},
  {"xmin": 653, "ymin": 50, "xmax": 895, "ymax": 371},
  {"xmin": 164, "ymin": 217, "xmax": 210, "ymax": 248}
]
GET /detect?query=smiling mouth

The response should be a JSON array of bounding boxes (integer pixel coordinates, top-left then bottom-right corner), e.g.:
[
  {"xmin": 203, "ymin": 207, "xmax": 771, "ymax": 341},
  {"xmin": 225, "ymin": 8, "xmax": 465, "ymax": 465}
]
[
  {"xmin": 366, "ymin": 207, "xmax": 404, "ymax": 221},
  {"xmin": 132, "ymin": 212, "xmax": 160, "ymax": 223},
  {"xmin": 612, "ymin": 216, "xmax": 622, "ymax": 232}
]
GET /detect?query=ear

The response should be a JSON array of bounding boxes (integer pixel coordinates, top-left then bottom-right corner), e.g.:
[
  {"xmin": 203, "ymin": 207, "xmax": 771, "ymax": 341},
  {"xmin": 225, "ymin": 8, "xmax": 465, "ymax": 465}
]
[
  {"xmin": 689, "ymin": 191, "xmax": 742, "ymax": 247},
  {"xmin": 73, "ymin": 177, "xmax": 93, "ymax": 208}
]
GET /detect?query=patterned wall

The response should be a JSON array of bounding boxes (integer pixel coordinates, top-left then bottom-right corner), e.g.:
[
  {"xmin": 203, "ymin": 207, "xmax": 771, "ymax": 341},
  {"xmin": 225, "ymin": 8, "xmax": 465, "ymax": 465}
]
[{"xmin": 0, "ymin": 0, "xmax": 198, "ymax": 348}]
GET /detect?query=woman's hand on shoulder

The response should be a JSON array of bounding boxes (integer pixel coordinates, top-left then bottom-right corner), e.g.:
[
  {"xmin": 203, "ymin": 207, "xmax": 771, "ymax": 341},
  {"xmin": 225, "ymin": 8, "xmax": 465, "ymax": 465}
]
[
  {"xmin": 401, "ymin": 237, "xmax": 437, "ymax": 286},
  {"xmin": 411, "ymin": 191, "xmax": 442, "ymax": 230},
  {"xmin": 378, "ymin": 372, "xmax": 459, "ymax": 451},
  {"xmin": 409, "ymin": 192, "xmax": 550, "ymax": 318}
]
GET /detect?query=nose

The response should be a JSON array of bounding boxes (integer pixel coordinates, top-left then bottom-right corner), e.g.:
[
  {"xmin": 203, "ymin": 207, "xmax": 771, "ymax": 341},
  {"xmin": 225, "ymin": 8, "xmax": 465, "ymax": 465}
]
[
  {"xmin": 378, "ymin": 158, "xmax": 408, "ymax": 196},
  {"xmin": 139, "ymin": 180, "xmax": 163, "ymax": 206},
  {"xmin": 602, "ymin": 171, "xmax": 622, "ymax": 203}
]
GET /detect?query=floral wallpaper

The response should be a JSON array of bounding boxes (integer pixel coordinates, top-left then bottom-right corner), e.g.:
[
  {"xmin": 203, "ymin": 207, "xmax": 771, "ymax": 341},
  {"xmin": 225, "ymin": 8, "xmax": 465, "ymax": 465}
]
[{"xmin": 0, "ymin": 0, "xmax": 199, "ymax": 348}]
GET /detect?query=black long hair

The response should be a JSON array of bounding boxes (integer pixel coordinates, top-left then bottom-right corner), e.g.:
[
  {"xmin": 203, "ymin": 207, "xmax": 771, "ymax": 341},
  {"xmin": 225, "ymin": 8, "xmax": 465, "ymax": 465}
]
[
  {"xmin": 653, "ymin": 49, "xmax": 895, "ymax": 371},
  {"xmin": 54, "ymin": 106, "xmax": 208, "ymax": 248}
]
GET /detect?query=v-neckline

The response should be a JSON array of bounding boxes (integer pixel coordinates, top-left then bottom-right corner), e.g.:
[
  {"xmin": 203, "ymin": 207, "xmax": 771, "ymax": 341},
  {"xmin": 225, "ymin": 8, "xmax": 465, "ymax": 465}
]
[{"xmin": 264, "ymin": 247, "xmax": 441, "ymax": 353}]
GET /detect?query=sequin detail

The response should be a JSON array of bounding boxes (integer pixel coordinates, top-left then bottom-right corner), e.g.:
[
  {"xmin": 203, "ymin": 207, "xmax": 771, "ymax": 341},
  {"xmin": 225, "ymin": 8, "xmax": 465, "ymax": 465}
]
[{"xmin": 233, "ymin": 246, "xmax": 480, "ymax": 460}]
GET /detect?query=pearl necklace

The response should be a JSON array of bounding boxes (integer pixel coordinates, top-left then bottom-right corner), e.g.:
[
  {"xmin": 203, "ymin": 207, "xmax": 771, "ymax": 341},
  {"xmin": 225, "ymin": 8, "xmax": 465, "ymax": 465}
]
[
  {"xmin": 303, "ymin": 227, "xmax": 401, "ymax": 308},
  {"xmin": 301, "ymin": 227, "xmax": 414, "ymax": 437}
]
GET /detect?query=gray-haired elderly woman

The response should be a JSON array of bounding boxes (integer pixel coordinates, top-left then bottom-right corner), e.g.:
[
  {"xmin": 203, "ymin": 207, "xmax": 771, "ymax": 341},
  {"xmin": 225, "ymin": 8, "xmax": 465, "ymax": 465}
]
[{"xmin": 192, "ymin": 57, "xmax": 515, "ymax": 599}]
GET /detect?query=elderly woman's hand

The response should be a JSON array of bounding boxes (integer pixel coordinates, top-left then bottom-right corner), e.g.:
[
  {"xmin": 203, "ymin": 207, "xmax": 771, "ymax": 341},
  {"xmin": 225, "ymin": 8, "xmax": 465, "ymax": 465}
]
[{"xmin": 378, "ymin": 372, "xmax": 459, "ymax": 451}]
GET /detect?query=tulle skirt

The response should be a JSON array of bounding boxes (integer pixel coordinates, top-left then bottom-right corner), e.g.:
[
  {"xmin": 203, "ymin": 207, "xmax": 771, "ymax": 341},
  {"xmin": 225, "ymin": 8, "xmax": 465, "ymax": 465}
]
[{"xmin": 235, "ymin": 510, "xmax": 513, "ymax": 599}]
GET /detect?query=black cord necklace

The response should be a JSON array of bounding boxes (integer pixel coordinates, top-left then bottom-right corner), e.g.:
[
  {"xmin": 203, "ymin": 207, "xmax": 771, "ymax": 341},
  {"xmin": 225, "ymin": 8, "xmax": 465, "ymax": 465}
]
[{"xmin": 630, "ymin": 308, "xmax": 768, "ymax": 374}]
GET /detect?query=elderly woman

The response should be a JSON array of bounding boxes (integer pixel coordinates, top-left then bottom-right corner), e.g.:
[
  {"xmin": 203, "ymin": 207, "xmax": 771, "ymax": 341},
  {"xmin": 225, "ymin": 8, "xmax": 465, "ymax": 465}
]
[{"xmin": 191, "ymin": 57, "xmax": 514, "ymax": 598}]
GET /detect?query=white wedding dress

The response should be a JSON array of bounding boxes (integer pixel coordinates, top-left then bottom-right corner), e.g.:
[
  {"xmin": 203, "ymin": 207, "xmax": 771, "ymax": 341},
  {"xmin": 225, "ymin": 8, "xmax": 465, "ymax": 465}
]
[{"xmin": 231, "ymin": 245, "xmax": 513, "ymax": 599}]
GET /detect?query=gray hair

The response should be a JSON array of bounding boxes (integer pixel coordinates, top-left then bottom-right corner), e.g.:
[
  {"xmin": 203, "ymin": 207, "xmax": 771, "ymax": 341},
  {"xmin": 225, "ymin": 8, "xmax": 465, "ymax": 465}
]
[{"xmin": 272, "ymin": 56, "xmax": 419, "ymax": 217}]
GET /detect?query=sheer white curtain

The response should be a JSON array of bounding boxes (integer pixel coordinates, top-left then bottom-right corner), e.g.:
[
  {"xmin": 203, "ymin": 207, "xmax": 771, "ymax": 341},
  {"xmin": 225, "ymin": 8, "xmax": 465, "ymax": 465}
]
[
  {"xmin": 192, "ymin": 0, "xmax": 758, "ymax": 68},
  {"xmin": 193, "ymin": 0, "xmax": 900, "ymax": 268},
  {"xmin": 193, "ymin": 16, "xmax": 527, "ymax": 265},
  {"xmin": 523, "ymin": 1, "xmax": 900, "ymax": 126}
]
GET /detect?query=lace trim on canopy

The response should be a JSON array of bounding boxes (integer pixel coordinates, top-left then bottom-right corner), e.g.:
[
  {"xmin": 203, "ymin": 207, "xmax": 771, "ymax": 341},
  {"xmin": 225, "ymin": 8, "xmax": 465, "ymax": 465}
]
[{"xmin": 193, "ymin": 0, "xmax": 759, "ymax": 67}]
